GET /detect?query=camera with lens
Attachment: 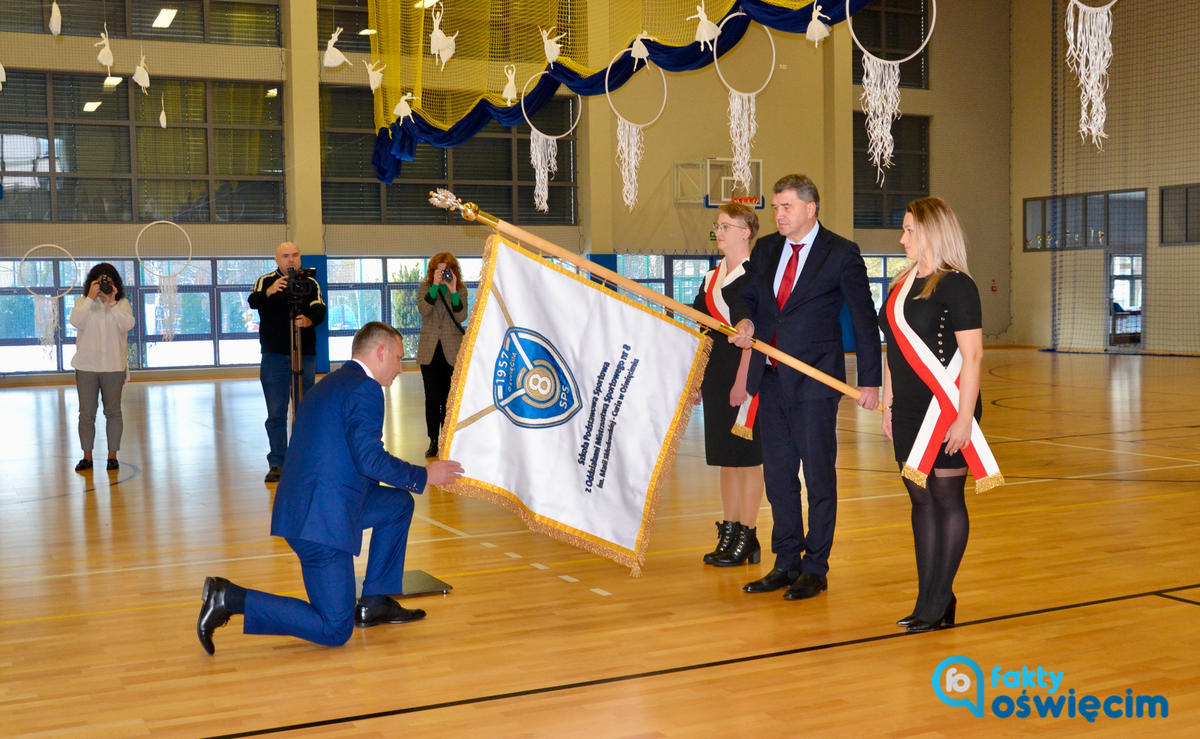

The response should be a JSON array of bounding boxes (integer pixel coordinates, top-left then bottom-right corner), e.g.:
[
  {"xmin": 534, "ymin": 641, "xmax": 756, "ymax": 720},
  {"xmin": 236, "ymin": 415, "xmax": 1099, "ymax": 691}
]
[
  {"xmin": 440, "ymin": 268, "xmax": 453, "ymax": 283},
  {"xmin": 285, "ymin": 267, "xmax": 318, "ymax": 304},
  {"xmin": 97, "ymin": 275, "xmax": 113, "ymax": 295}
]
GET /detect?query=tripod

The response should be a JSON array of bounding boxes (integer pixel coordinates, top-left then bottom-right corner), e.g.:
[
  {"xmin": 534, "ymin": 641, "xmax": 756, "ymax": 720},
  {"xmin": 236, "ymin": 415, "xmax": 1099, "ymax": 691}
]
[{"xmin": 288, "ymin": 300, "xmax": 305, "ymax": 414}]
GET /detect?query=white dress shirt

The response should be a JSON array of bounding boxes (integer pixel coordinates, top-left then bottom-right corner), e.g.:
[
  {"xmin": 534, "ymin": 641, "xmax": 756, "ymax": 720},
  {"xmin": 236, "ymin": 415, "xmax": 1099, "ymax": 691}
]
[{"xmin": 772, "ymin": 221, "xmax": 822, "ymax": 298}]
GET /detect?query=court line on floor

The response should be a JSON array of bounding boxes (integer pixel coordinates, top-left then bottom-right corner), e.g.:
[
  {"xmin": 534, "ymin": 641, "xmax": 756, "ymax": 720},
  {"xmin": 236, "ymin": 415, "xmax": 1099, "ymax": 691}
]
[
  {"xmin": 205, "ymin": 581, "xmax": 1200, "ymax": 738},
  {"xmin": 1156, "ymin": 593, "xmax": 1200, "ymax": 607}
]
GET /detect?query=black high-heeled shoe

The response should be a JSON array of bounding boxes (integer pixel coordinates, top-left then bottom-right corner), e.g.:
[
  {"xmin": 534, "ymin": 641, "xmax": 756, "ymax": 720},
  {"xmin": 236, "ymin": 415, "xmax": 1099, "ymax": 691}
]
[
  {"xmin": 702, "ymin": 520, "xmax": 736, "ymax": 565},
  {"xmin": 711, "ymin": 524, "xmax": 761, "ymax": 566},
  {"xmin": 896, "ymin": 614, "xmax": 918, "ymax": 627},
  {"xmin": 907, "ymin": 595, "xmax": 957, "ymax": 633}
]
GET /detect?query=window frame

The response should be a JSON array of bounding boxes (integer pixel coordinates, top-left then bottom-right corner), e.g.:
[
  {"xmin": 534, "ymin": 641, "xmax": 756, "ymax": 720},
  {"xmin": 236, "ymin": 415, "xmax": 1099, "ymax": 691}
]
[{"xmin": 853, "ymin": 113, "xmax": 930, "ymax": 229}]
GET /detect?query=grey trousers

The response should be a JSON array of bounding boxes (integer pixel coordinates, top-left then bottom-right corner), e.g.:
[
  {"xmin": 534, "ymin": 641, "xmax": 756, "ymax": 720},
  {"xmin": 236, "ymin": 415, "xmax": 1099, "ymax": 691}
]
[{"xmin": 76, "ymin": 370, "xmax": 126, "ymax": 454}]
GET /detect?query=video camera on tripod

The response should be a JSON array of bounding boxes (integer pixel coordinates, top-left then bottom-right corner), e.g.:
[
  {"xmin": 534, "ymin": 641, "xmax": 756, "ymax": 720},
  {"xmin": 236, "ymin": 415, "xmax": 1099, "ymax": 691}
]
[{"xmin": 285, "ymin": 267, "xmax": 318, "ymax": 305}]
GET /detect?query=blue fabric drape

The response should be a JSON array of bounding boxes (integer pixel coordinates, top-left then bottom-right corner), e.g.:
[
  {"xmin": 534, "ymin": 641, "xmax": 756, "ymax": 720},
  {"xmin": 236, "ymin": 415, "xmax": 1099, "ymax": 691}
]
[{"xmin": 374, "ymin": 0, "xmax": 876, "ymax": 182}]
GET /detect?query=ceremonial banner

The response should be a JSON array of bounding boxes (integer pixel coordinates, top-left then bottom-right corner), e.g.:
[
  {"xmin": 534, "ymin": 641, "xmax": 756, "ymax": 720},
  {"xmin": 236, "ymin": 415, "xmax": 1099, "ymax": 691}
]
[{"xmin": 443, "ymin": 235, "xmax": 711, "ymax": 572}]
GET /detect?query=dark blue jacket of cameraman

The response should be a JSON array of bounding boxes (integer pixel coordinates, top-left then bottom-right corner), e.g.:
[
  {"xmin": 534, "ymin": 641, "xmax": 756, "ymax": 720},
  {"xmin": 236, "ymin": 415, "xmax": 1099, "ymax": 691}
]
[{"xmin": 248, "ymin": 270, "xmax": 327, "ymax": 355}]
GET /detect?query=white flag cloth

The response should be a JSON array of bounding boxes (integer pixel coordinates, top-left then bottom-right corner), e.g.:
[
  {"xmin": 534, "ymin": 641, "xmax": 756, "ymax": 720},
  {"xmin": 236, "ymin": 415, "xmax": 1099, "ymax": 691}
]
[{"xmin": 444, "ymin": 235, "xmax": 710, "ymax": 573}]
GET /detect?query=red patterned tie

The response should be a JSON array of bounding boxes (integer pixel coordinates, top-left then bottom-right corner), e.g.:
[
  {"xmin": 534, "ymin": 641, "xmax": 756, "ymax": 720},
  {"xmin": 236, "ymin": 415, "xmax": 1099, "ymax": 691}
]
[{"xmin": 776, "ymin": 243, "xmax": 803, "ymax": 310}]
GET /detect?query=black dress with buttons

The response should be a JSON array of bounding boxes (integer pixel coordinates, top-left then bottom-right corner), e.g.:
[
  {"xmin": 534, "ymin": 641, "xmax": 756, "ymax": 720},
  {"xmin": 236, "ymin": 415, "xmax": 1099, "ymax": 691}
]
[{"xmin": 879, "ymin": 270, "xmax": 983, "ymax": 469}]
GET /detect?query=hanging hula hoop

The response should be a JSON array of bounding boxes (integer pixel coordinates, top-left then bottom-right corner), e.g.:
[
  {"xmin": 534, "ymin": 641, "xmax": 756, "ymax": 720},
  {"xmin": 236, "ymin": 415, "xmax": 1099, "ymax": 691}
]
[
  {"xmin": 604, "ymin": 47, "xmax": 668, "ymax": 128},
  {"xmin": 20, "ymin": 244, "xmax": 78, "ymax": 299},
  {"xmin": 845, "ymin": 0, "xmax": 937, "ymax": 65},
  {"xmin": 520, "ymin": 71, "xmax": 584, "ymax": 140},
  {"xmin": 135, "ymin": 220, "xmax": 194, "ymax": 280},
  {"xmin": 1070, "ymin": 0, "xmax": 1118, "ymax": 11},
  {"xmin": 713, "ymin": 12, "xmax": 776, "ymax": 97}
]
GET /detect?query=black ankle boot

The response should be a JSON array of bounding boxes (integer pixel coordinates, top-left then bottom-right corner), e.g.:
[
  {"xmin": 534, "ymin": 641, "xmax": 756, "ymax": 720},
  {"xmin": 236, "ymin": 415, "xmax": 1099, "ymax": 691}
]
[
  {"xmin": 703, "ymin": 520, "xmax": 736, "ymax": 565},
  {"xmin": 712, "ymin": 524, "xmax": 761, "ymax": 566}
]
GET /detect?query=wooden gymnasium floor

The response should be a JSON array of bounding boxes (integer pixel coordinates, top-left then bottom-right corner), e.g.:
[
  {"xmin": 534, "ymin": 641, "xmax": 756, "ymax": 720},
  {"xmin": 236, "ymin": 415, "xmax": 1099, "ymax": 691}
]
[{"xmin": 1, "ymin": 347, "xmax": 1197, "ymax": 737}]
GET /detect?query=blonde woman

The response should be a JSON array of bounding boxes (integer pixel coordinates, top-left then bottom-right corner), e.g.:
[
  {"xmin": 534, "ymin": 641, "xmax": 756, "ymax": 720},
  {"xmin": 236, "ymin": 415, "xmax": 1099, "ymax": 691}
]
[
  {"xmin": 416, "ymin": 253, "xmax": 468, "ymax": 458},
  {"xmin": 879, "ymin": 197, "xmax": 988, "ymax": 633},
  {"xmin": 692, "ymin": 203, "xmax": 764, "ymax": 567}
]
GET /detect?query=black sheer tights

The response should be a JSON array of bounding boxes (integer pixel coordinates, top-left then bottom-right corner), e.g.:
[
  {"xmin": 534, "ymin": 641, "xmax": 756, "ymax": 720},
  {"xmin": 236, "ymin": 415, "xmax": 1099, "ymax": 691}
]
[{"xmin": 904, "ymin": 468, "xmax": 968, "ymax": 622}]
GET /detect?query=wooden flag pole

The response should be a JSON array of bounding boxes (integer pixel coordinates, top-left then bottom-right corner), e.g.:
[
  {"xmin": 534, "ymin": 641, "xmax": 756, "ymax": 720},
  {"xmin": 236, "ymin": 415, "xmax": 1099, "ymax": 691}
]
[{"xmin": 429, "ymin": 188, "xmax": 868, "ymax": 402}]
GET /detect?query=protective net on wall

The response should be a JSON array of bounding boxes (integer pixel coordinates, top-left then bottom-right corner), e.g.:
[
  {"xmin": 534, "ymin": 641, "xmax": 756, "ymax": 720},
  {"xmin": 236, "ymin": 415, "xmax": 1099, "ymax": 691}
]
[{"xmin": 1048, "ymin": 0, "xmax": 1200, "ymax": 354}]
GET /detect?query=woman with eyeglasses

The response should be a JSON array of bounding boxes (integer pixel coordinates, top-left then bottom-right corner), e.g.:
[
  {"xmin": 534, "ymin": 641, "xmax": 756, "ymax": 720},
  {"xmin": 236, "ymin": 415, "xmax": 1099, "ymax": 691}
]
[
  {"xmin": 691, "ymin": 203, "xmax": 765, "ymax": 566},
  {"xmin": 70, "ymin": 262, "xmax": 135, "ymax": 472}
]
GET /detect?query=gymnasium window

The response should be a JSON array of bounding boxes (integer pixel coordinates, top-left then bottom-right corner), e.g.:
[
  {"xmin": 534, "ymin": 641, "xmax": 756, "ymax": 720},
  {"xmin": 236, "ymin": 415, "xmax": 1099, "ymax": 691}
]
[
  {"xmin": 0, "ymin": 0, "xmax": 281, "ymax": 45},
  {"xmin": 851, "ymin": 0, "xmax": 930, "ymax": 90},
  {"xmin": 853, "ymin": 113, "xmax": 929, "ymax": 228},
  {"xmin": 317, "ymin": 1, "xmax": 372, "ymax": 53},
  {"xmin": 319, "ymin": 86, "xmax": 577, "ymax": 226},
  {"xmin": 0, "ymin": 72, "xmax": 285, "ymax": 223},
  {"xmin": 1023, "ymin": 190, "xmax": 1146, "ymax": 251},
  {"xmin": 1160, "ymin": 183, "xmax": 1200, "ymax": 244}
]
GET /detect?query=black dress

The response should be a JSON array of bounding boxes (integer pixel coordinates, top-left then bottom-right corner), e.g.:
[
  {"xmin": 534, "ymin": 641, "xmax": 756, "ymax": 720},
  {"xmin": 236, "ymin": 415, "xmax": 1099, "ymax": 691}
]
[
  {"xmin": 692, "ymin": 264, "xmax": 763, "ymax": 468},
  {"xmin": 879, "ymin": 270, "xmax": 983, "ymax": 468}
]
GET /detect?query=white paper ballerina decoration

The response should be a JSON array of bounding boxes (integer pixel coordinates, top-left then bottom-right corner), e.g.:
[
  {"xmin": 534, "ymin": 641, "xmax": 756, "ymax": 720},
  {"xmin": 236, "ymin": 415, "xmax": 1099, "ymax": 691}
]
[
  {"xmin": 364, "ymin": 60, "xmax": 385, "ymax": 92},
  {"xmin": 501, "ymin": 64, "xmax": 517, "ymax": 106},
  {"xmin": 540, "ymin": 27, "xmax": 566, "ymax": 68},
  {"xmin": 95, "ymin": 24, "xmax": 114, "ymax": 75},
  {"xmin": 846, "ymin": 0, "xmax": 937, "ymax": 183},
  {"xmin": 1065, "ymin": 0, "xmax": 1116, "ymax": 148},
  {"xmin": 631, "ymin": 31, "xmax": 655, "ymax": 70},
  {"xmin": 688, "ymin": 4, "xmax": 719, "ymax": 53},
  {"xmin": 132, "ymin": 53, "xmax": 150, "ymax": 94},
  {"xmin": 806, "ymin": 5, "xmax": 831, "ymax": 47},
  {"xmin": 158, "ymin": 95, "xmax": 167, "ymax": 128},
  {"xmin": 323, "ymin": 27, "xmax": 350, "ymax": 68},
  {"xmin": 429, "ymin": 4, "xmax": 458, "ymax": 71},
  {"xmin": 393, "ymin": 92, "xmax": 418, "ymax": 124},
  {"xmin": 49, "ymin": 1, "xmax": 62, "ymax": 36},
  {"xmin": 0, "ymin": 62, "xmax": 6, "ymax": 92}
]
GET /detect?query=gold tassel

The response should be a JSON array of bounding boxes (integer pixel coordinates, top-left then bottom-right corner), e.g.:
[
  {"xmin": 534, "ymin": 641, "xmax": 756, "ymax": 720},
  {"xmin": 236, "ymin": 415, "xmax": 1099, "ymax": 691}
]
[
  {"xmin": 901, "ymin": 464, "xmax": 928, "ymax": 488},
  {"xmin": 730, "ymin": 424, "xmax": 753, "ymax": 440},
  {"xmin": 973, "ymin": 472, "xmax": 1005, "ymax": 493}
]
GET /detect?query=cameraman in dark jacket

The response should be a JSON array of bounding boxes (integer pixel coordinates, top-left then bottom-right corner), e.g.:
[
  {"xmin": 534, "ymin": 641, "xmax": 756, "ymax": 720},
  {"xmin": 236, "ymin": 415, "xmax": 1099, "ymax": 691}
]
[{"xmin": 249, "ymin": 242, "xmax": 326, "ymax": 482}]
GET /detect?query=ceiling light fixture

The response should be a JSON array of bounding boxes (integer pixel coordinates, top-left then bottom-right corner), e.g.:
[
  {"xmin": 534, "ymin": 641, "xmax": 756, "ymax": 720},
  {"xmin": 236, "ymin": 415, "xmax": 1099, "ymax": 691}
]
[
  {"xmin": 83, "ymin": 101, "xmax": 102, "ymax": 112},
  {"xmin": 152, "ymin": 8, "xmax": 179, "ymax": 29},
  {"xmin": 358, "ymin": 28, "xmax": 377, "ymax": 35},
  {"xmin": 266, "ymin": 88, "xmax": 278, "ymax": 98},
  {"xmin": 103, "ymin": 76, "xmax": 123, "ymax": 87}
]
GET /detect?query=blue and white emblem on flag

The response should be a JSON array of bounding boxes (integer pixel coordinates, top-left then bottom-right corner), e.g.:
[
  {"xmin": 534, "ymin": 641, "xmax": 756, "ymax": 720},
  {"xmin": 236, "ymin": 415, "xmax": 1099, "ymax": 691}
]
[{"xmin": 493, "ymin": 327, "xmax": 581, "ymax": 428}]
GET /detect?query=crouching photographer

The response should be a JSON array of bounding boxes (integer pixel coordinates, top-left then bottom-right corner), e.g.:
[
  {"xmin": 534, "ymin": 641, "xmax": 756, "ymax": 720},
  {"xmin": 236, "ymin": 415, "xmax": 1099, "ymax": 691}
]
[{"xmin": 249, "ymin": 242, "xmax": 326, "ymax": 482}]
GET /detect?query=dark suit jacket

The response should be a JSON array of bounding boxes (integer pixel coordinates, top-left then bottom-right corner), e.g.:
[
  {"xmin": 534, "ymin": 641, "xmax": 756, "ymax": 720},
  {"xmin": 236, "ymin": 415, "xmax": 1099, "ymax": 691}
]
[
  {"xmin": 270, "ymin": 361, "xmax": 428, "ymax": 555},
  {"xmin": 725, "ymin": 225, "xmax": 882, "ymax": 399}
]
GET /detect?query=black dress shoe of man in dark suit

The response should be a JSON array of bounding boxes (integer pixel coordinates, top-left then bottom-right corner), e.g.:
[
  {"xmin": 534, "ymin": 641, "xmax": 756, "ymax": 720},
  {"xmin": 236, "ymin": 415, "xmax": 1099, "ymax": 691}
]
[
  {"xmin": 783, "ymin": 572, "xmax": 828, "ymax": 600},
  {"xmin": 197, "ymin": 576, "xmax": 235, "ymax": 655},
  {"xmin": 355, "ymin": 596, "xmax": 426, "ymax": 627},
  {"xmin": 743, "ymin": 568, "xmax": 800, "ymax": 593}
]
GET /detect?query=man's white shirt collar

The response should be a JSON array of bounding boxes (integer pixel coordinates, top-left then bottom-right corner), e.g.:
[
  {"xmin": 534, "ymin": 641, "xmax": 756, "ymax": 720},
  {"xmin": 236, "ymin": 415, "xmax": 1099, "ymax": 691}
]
[{"xmin": 352, "ymin": 358, "xmax": 377, "ymax": 382}]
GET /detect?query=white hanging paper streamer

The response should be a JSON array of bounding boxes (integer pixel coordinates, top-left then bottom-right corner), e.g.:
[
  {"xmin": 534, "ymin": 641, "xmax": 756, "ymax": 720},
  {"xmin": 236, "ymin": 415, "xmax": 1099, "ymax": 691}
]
[
  {"xmin": 728, "ymin": 91, "xmax": 758, "ymax": 193},
  {"xmin": 393, "ymin": 92, "xmax": 418, "ymax": 123},
  {"xmin": 323, "ymin": 27, "xmax": 350, "ymax": 68},
  {"xmin": 631, "ymin": 31, "xmax": 655, "ymax": 69},
  {"xmin": 364, "ymin": 59, "xmax": 385, "ymax": 91},
  {"xmin": 616, "ymin": 119, "xmax": 645, "ymax": 212},
  {"xmin": 34, "ymin": 295, "xmax": 59, "ymax": 350},
  {"xmin": 0, "ymin": 62, "xmax": 6, "ymax": 92},
  {"xmin": 540, "ymin": 27, "xmax": 566, "ymax": 68},
  {"xmin": 429, "ymin": 5, "xmax": 458, "ymax": 71},
  {"xmin": 502, "ymin": 64, "xmax": 517, "ymax": 105},
  {"xmin": 158, "ymin": 94, "xmax": 167, "ymax": 128},
  {"xmin": 132, "ymin": 53, "xmax": 150, "ymax": 94},
  {"xmin": 806, "ymin": 5, "xmax": 831, "ymax": 47},
  {"xmin": 95, "ymin": 23, "xmax": 113, "ymax": 75},
  {"xmin": 1065, "ymin": 0, "xmax": 1115, "ymax": 148},
  {"xmin": 860, "ymin": 55, "xmax": 901, "ymax": 184},
  {"xmin": 158, "ymin": 272, "xmax": 180, "ymax": 342},
  {"xmin": 530, "ymin": 130, "xmax": 558, "ymax": 213},
  {"xmin": 688, "ymin": 4, "xmax": 719, "ymax": 53},
  {"xmin": 49, "ymin": 1, "xmax": 62, "ymax": 36}
]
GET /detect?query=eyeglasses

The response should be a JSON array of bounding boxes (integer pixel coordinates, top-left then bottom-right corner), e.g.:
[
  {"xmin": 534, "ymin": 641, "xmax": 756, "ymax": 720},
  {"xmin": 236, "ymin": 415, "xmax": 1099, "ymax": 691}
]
[{"xmin": 712, "ymin": 222, "xmax": 748, "ymax": 234}]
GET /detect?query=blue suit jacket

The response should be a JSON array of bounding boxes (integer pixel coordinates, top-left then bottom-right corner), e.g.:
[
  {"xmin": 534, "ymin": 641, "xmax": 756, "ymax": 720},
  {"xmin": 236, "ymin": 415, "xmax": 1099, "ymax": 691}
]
[
  {"xmin": 726, "ymin": 225, "xmax": 882, "ymax": 399},
  {"xmin": 270, "ymin": 361, "xmax": 428, "ymax": 555}
]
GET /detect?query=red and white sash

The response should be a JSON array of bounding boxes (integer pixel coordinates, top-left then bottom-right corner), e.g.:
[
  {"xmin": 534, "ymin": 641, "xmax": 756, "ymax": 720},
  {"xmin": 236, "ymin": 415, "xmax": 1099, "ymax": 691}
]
[
  {"xmin": 703, "ymin": 260, "xmax": 759, "ymax": 440},
  {"xmin": 884, "ymin": 269, "xmax": 1003, "ymax": 492}
]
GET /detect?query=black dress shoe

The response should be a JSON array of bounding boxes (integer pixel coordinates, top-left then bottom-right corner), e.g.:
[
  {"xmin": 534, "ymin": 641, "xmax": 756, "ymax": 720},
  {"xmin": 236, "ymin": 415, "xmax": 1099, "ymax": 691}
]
[
  {"xmin": 907, "ymin": 595, "xmax": 957, "ymax": 633},
  {"xmin": 702, "ymin": 520, "xmax": 736, "ymax": 565},
  {"xmin": 355, "ymin": 597, "xmax": 426, "ymax": 628},
  {"xmin": 264, "ymin": 466, "xmax": 282, "ymax": 483},
  {"xmin": 743, "ymin": 568, "xmax": 800, "ymax": 593},
  {"xmin": 712, "ymin": 524, "xmax": 761, "ymax": 567},
  {"xmin": 424, "ymin": 440, "xmax": 438, "ymax": 458},
  {"xmin": 74, "ymin": 458, "xmax": 93, "ymax": 472},
  {"xmin": 197, "ymin": 576, "xmax": 234, "ymax": 655},
  {"xmin": 106, "ymin": 458, "xmax": 119, "ymax": 471},
  {"xmin": 783, "ymin": 572, "xmax": 828, "ymax": 600},
  {"xmin": 896, "ymin": 614, "xmax": 918, "ymax": 627}
]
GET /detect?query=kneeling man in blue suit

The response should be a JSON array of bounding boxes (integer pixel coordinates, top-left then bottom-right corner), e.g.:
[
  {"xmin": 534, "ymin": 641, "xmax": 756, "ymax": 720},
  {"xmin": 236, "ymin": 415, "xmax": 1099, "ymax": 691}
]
[{"xmin": 198, "ymin": 321, "xmax": 464, "ymax": 654}]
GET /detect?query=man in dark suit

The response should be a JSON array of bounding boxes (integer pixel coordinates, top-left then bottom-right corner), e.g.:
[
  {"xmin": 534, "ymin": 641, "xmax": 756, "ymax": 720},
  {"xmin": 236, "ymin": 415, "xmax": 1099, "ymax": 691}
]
[
  {"xmin": 197, "ymin": 322, "xmax": 464, "ymax": 654},
  {"xmin": 727, "ymin": 174, "xmax": 881, "ymax": 600}
]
